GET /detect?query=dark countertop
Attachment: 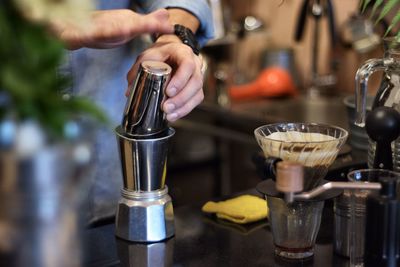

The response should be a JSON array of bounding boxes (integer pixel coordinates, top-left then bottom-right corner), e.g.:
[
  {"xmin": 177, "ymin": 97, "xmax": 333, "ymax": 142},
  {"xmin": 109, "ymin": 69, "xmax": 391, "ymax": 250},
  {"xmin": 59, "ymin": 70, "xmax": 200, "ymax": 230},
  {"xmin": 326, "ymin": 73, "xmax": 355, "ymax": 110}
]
[{"xmin": 83, "ymin": 197, "xmax": 350, "ymax": 267}]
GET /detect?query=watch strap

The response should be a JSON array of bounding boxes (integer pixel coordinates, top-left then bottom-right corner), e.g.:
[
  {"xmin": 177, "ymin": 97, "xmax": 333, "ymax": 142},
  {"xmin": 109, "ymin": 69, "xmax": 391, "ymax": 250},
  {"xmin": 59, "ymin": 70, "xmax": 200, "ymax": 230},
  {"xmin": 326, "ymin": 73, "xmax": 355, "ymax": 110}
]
[{"xmin": 173, "ymin": 24, "xmax": 200, "ymax": 55}]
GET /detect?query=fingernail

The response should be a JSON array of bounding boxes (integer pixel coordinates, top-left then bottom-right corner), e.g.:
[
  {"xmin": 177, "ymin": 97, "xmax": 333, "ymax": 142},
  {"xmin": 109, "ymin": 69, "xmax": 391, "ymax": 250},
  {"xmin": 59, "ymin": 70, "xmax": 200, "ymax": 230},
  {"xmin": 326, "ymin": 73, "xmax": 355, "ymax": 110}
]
[
  {"xmin": 167, "ymin": 113, "xmax": 178, "ymax": 121},
  {"xmin": 167, "ymin": 87, "xmax": 177, "ymax": 96},
  {"xmin": 164, "ymin": 103, "xmax": 175, "ymax": 113}
]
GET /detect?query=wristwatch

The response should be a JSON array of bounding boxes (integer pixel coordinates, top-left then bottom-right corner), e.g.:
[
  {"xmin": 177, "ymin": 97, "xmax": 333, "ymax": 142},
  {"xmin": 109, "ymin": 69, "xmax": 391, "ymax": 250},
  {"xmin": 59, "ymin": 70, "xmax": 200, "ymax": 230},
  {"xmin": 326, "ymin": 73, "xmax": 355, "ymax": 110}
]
[{"xmin": 173, "ymin": 24, "xmax": 200, "ymax": 55}]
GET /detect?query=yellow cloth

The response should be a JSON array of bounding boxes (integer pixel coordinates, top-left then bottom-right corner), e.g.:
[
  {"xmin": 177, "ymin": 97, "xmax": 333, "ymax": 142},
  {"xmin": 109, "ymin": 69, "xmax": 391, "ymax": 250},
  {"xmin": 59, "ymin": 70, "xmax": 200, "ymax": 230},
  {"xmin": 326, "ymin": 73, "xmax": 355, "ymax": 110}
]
[{"xmin": 202, "ymin": 195, "xmax": 268, "ymax": 224}]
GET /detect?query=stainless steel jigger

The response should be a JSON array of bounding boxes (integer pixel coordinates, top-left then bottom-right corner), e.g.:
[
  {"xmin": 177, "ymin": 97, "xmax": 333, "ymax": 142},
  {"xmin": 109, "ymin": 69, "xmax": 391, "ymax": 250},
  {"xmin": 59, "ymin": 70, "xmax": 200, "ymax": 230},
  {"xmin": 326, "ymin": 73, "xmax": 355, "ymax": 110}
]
[{"xmin": 115, "ymin": 61, "xmax": 175, "ymax": 242}]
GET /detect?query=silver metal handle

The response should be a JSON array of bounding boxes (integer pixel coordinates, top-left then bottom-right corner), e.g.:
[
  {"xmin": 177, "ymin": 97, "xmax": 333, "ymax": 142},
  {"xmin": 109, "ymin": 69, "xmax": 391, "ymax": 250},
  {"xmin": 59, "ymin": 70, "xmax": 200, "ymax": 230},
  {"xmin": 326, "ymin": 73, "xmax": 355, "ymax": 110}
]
[{"xmin": 292, "ymin": 181, "xmax": 381, "ymax": 202}]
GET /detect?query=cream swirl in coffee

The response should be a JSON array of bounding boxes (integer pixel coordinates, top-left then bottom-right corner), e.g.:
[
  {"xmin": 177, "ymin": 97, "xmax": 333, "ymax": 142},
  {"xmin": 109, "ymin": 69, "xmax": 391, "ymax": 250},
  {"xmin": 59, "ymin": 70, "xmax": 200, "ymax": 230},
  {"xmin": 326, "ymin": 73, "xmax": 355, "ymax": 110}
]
[{"xmin": 259, "ymin": 131, "xmax": 340, "ymax": 167}]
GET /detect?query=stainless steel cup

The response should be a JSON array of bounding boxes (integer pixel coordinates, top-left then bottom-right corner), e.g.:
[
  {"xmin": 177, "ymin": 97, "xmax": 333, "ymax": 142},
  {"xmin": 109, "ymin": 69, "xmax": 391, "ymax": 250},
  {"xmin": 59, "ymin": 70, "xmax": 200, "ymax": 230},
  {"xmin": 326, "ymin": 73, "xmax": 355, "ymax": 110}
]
[{"xmin": 116, "ymin": 127, "xmax": 175, "ymax": 192}]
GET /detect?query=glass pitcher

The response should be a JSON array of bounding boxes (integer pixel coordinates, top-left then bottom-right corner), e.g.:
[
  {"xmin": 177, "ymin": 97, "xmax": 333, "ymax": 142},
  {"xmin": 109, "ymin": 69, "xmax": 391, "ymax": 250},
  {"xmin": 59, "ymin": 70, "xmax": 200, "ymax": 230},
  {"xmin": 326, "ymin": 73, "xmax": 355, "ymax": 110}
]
[{"xmin": 355, "ymin": 37, "xmax": 400, "ymax": 171}]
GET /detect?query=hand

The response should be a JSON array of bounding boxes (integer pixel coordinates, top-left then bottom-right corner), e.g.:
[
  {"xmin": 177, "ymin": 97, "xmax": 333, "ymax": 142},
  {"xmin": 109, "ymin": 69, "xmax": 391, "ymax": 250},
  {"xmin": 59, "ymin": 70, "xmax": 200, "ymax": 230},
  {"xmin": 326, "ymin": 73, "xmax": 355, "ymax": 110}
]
[
  {"xmin": 52, "ymin": 9, "xmax": 174, "ymax": 50},
  {"xmin": 126, "ymin": 34, "xmax": 204, "ymax": 122}
]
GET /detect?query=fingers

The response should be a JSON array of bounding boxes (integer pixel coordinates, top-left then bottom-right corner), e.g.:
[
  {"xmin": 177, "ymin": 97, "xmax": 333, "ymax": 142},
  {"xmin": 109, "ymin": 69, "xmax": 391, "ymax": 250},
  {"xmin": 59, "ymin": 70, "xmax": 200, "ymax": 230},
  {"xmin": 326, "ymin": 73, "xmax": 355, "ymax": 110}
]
[
  {"xmin": 165, "ymin": 89, "xmax": 204, "ymax": 122},
  {"xmin": 89, "ymin": 9, "xmax": 173, "ymax": 47},
  {"xmin": 162, "ymin": 52, "xmax": 204, "ymax": 120},
  {"xmin": 126, "ymin": 35, "xmax": 193, "ymax": 86},
  {"xmin": 164, "ymin": 48, "xmax": 196, "ymax": 97},
  {"xmin": 56, "ymin": 9, "xmax": 173, "ymax": 50},
  {"xmin": 126, "ymin": 41, "xmax": 205, "ymax": 121},
  {"xmin": 161, "ymin": 46, "xmax": 204, "ymax": 121}
]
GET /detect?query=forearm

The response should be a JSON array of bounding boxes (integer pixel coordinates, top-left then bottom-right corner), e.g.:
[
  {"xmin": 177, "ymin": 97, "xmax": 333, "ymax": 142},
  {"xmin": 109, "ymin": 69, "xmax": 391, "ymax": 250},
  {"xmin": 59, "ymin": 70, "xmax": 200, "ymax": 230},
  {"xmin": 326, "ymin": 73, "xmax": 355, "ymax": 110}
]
[
  {"xmin": 51, "ymin": 9, "xmax": 173, "ymax": 50},
  {"xmin": 166, "ymin": 8, "xmax": 199, "ymax": 33},
  {"xmin": 136, "ymin": 0, "xmax": 214, "ymax": 46}
]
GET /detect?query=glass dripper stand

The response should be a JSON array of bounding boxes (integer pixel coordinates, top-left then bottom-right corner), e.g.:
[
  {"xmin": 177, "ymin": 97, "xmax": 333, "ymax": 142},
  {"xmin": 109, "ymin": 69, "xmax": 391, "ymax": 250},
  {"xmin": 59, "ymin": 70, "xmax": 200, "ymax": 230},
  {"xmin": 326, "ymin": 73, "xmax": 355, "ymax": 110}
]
[
  {"xmin": 254, "ymin": 123, "xmax": 348, "ymax": 260},
  {"xmin": 255, "ymin": 123, "xmax": 348, "ymax": 191}
]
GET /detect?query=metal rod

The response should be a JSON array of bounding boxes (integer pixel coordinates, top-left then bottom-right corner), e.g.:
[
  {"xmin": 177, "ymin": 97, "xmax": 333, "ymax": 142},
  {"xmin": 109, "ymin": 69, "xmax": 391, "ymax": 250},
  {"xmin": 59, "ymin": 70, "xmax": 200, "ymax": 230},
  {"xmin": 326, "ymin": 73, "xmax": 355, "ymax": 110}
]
[{"xmin": 293, "ymin": 181, "xmax": 381, "ymax": 200}]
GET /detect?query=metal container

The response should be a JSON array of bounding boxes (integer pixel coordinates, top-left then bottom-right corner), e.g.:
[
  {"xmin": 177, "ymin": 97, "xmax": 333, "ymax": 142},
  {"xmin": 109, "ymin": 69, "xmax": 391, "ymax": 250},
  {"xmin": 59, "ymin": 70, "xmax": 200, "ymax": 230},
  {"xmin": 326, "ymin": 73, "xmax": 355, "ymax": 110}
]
[
  {"xmin": 122, "ymin": 61, "xmax": 171, "ymax": 137},
  {"xmin": 115, "ymin": 60, "xmax": 175, "ymax": 242},
  {"xmin": 116, "ymin": 127, "xmax": 175, "ymax": 192}
]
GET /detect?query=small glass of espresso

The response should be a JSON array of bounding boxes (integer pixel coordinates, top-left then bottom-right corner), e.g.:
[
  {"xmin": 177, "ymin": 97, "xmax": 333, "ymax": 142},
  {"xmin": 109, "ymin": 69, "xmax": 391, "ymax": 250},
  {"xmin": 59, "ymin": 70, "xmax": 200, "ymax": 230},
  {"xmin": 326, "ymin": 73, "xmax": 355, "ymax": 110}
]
[{"xmin": 267, "ymin": 196, "xmax": 324, "ymax": 260}]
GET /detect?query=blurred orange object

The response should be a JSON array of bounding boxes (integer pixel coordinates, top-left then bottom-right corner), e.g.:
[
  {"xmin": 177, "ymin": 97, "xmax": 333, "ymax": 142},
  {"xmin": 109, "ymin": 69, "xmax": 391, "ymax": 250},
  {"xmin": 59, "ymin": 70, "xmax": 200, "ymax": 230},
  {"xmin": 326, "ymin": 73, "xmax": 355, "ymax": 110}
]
[{"xmin": 229, "ymin": 67, "xmax": 298, "ymax": 101}]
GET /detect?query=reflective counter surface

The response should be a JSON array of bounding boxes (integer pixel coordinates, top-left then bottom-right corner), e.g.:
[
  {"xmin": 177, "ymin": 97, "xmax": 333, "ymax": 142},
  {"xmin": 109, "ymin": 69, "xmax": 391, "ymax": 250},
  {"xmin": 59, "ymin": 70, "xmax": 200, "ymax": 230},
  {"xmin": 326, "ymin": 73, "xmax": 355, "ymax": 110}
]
[{"xmin": 83, "ymin": 193, "xmax": 350, "ymax": 267}]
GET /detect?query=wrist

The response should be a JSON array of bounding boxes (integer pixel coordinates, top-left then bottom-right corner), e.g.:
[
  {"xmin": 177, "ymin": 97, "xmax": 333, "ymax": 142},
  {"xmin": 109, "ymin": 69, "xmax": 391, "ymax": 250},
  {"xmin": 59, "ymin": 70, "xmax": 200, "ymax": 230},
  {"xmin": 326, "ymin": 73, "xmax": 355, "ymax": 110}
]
[
  {"xmin": 173, "ymin": 24, "xmax": 200, "ymax": 55},
  {"xmin": 153, "ymin": 8, "xmax": 201, "ymax": 54},
  {"xmin": 155, "ymin": 33, "xmax": 181, "ymax": 44},
  {"xmin": 155, "ymin": 25, "xmax": 200, "ymax": 55}
]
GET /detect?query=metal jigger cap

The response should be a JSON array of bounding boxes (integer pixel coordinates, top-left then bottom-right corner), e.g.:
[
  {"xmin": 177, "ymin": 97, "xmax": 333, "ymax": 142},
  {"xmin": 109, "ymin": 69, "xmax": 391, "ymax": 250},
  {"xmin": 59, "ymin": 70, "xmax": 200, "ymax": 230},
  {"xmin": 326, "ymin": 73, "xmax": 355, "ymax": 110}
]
[{"xmin": 122, "ymin": 61, "xmax": 172, "ymax": 137}]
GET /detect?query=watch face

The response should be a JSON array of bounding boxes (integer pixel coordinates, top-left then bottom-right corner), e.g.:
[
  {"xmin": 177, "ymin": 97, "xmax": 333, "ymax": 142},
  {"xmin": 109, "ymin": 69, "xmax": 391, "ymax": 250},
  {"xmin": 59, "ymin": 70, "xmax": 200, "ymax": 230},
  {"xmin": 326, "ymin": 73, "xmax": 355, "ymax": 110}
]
[{"xmin": 174, "ymin": 24, "xmax": 200, "ymax": 55}]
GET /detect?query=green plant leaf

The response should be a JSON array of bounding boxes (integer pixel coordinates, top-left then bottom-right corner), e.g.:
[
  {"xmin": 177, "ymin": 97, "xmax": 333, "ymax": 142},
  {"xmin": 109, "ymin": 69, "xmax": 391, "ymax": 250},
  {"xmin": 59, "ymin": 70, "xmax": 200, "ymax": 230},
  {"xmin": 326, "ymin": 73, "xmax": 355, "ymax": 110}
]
[
  {"xmin": 370, "ymin": 0, "xmax": 384, "ymax": 19},
  {"xmin": 361, "ymin": 0, "xmax": 373, "ymax": 13},
  {"xmin": 385, "ymin": 11, "xmax": 400, "ymax": 36},
  {"xmin": 376, "ymin": 0, "xmax": 399, "ymax": 25},
  {"xmin": 360, "ymin": 0, "xmax": 400, "ymax": 41}
]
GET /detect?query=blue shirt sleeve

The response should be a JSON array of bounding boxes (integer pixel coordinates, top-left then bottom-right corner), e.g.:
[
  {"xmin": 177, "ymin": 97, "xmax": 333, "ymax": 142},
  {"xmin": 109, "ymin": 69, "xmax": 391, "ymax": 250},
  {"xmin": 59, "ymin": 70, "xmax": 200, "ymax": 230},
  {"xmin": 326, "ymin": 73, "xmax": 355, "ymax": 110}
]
[{"xmin": 136, "ymin": 0, "xmax": 214, "ymax": 47}]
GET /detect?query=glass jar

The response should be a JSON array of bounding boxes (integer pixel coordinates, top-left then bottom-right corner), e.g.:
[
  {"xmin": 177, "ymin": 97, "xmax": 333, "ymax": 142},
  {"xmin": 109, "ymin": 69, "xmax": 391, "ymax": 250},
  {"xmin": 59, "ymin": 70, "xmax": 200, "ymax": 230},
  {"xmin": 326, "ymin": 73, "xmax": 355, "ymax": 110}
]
[{"xmin": 355, "ymin": 37, "xmax": 400, "ymax": 171}]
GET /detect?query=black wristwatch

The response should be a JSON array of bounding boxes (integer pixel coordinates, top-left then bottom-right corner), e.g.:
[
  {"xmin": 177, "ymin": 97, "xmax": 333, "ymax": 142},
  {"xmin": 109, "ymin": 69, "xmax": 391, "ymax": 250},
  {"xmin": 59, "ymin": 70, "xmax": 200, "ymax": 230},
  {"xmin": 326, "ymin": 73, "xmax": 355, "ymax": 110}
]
[{"xmin": 173, "ymin": 24, "xmax": 200, "ymax": 55}]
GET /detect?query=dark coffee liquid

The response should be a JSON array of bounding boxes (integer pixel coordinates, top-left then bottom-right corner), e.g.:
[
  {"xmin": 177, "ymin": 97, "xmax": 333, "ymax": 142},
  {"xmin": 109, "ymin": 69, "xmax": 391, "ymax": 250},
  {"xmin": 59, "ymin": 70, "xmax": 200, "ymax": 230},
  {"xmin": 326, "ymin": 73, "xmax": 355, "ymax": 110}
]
[
  {"xmin": 275, "ymin": 244, "xmax": 313, "ymax": 254},
  {"xmin": 303, "ymin": 165, "xmax": 330, "ymax": 191}
]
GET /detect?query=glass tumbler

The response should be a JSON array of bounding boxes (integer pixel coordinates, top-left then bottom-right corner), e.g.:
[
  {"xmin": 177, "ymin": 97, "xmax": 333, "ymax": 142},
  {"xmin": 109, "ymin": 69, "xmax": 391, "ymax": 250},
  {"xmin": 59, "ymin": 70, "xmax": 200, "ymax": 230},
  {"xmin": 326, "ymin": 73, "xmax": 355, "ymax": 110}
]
[{"xmin": 267, "ymin": 196, "xmax": 324, "ymax": 260}]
